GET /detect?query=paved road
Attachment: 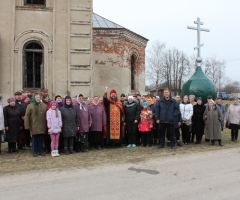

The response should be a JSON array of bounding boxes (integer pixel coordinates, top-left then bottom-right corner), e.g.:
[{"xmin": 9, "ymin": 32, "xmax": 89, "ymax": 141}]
[{"xmin": 1, "ymin": 148, "xmax": 240, "ymax": 200}]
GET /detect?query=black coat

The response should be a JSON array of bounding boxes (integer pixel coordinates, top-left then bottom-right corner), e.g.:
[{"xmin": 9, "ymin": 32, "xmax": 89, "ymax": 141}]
[
  {"xmin": 124, "ymin": 102, "xmax": 140, "ymax": 122},
  {"xmin": 3, "ymin": 105, "xmax": 22, "ymax": 142},
  {"xmin": 192, "ymin": 104, "xmax": 206, "ymax": 136},
  {"xmin": 15, "ymin": 100, "xmax": 27, "ymax": 117},
  {"xmin": 174, "ymin": 103, "xmax": 182, "ymax": 128},
  {"xmin": 60, "ymin": 106, "xmax": 80, "ymax": 137}
]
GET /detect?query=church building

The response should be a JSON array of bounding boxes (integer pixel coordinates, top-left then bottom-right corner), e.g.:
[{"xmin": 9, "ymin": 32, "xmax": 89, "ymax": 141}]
[{"xmin": 0, "ymin": 0, "xmax": 148, "ymax": 103}]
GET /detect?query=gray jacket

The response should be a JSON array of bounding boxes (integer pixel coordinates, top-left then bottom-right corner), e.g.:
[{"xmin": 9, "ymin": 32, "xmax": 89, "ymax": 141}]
[
  {"xmin": 0, "ymin": 104, "xmax": 5, "ymax": 130},
  {"xmin": 226, "ymin": 103, "xmax": 240, "ymax": 125}
]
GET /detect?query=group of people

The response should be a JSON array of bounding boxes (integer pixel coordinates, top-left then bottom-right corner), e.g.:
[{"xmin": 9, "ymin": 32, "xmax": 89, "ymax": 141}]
[{"xmin": 0, "ymin": 88, "xmax": 239, "ymax": 157}]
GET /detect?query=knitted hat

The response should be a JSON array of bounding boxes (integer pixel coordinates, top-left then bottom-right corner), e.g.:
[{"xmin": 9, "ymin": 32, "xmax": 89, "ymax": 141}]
[
  {"xmin": 22, "ymin": 95, "xmax": 28, "ymax": 101},
  {"xmin": 128, "ymin": 95, "xmax": 134, "ymax": 100},
  {"xmin": 142, "ymin": 102, "xmax": 149, "ymax": 107},
  {"xmin": 110, "ymin": 89, "xmax": 117, "ymax": 94},
  {"xmin": 7, "ymin": 97, "xmax": 16, "ymax": 103},
  {"xmin": 196, "ymin": 97, "xmax": 202, "ymax": 101},
  {"xmin": 50, "ymin": 101, "xmax": 58, "ymax": 108}
]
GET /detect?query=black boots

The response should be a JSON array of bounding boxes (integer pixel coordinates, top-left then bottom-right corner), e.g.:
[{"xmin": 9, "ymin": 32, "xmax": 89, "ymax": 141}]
[
  {"xmin": 218, "ymin": 139, "xmax": 223, "ymax": 146},
  {"xmin": 231, "ymin": 130, "xmax": 238, "ymax": 142},
  {"xmin": 210, "ymin": 140, "xmax": 215, "ymax": 146},
  {"xmin": 231, "ymin": 131, "xmax": 234, "ymax": 141},
  {"xmin": 80, "ymin": 143, "xmax": 85, "ymax": 152}
]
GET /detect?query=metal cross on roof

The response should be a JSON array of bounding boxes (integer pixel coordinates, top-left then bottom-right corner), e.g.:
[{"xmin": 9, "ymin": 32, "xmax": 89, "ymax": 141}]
[{"xmin": 187, "ymin": 17, "xmax": 210, "ymax": 63}]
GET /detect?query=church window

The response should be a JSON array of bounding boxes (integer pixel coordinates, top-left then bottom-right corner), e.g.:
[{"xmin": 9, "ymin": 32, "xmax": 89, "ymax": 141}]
[
  {"xmin": 23, "ymin": 42, "xmax": 44, "ymax": 89},
  {"xmin": 131, "ymin": 55, "xmax": 136, "ymax": 90},
  {"xmin": 25, "ymin": 0, "xmax": 45, "ymax": 5}
]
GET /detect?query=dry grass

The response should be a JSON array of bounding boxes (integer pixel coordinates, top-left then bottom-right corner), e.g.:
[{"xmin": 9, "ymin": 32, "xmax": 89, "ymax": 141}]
[{"xmin": 0, "ymin": 128, "xmax": 239, "ymax": 175}]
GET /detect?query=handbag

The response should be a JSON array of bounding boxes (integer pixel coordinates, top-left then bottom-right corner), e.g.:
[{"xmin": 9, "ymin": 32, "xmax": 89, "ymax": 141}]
[
  {"xmin": 186, "ymin": 120, "xmax": 192, "ymax": 126},
  {"xmin": 1, "ymin": 133, "xmax": 5, "ymax": 143}
]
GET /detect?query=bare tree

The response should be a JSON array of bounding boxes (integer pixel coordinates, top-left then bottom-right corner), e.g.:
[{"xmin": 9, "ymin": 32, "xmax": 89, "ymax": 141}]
[
  {"xmin": 146, "ymin": 41, "xmax": 165, "ymax": 90},
  {"xmin": 203, "ymin": 55, "xmax": 226, "ymax": 85}
]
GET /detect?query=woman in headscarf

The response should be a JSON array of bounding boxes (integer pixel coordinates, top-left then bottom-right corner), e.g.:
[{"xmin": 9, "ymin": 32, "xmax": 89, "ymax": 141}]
[
  {"xmin": 3, "ymin": 97, "xmax": 22, "ymax": 153},
  {"xmin": 226, "ymin": 96, "xmax": 240, "ymax": 142},
  {"xmin": 60, "ymin": 96, "xmax": 80, "ymax": 155},
  {"xmin": 25, "ymin": 94, "xmax": 48, "ymax": 157},
  {"xmin": 42, "ymin": 94, "xmax": 51, "ymax": 154},
  {"xmin": 192, "ymin": 97, "xmax": 206, "ymax": 144},
  {"xmin": 204, "ymin": 100, "xmax": 223, "ymax": 146},
  {"xmin": 88, "ymin": 96, "xmax": 107, "ymax": 150},
  {"xmin": 74, "ymin": 94, "xmax": 92, "ymax": 152}
]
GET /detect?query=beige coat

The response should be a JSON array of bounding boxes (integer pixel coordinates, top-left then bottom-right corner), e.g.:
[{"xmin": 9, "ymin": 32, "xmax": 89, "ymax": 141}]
[
  {"xmin": 204, "ymin": 106, "xmax": 222, "ymax": 140},
  {"xmin": 24, "ymin": 103, "xmax": 48, "ymax": 135},
  {"xmin": 225, "ymin": 103, "xmax": 240, "ymax": 125}
]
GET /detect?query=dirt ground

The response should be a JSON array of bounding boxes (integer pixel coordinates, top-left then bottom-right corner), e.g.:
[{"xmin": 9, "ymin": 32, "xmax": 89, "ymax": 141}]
[{"xmin": 0, "ymin": 127, "xmax": 238, "ymax": 174}]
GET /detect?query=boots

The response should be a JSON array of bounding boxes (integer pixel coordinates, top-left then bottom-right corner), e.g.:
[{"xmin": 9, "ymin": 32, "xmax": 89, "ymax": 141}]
[
  {"xmin": 218, "ymin": 139, "xmax": 223, "ymax": 146},
  {"xmin": 210, "ymin": 140, "xmax": 215, "ymax": 146},
  {"xmin": 55, "ymin": 150, "xmax": 60, "ymax": 157},
  {"xmin": 69, "ymin": 148, "xmax": 74, "ymax": 154},
  {"xmin": 51, "ymin": 151, "xmax": 55, "ymax": 157},
  {"xmin": 231, "ymin": 131, "xmax": 235, "ymax": 141},
  {"xmin": 8, "ymin": 148, "xmax": 12, "ymax": 154},
  {"xmin": 235, "ymin": 132, "xmax": 238, "ymax": 141},
  {"xmin": 80, "ymin": 143, "xmax": 85, "ymax": 152},
  {"xmin": 64, "ymin": 148, "xmax": 69, "ymax": 155}
]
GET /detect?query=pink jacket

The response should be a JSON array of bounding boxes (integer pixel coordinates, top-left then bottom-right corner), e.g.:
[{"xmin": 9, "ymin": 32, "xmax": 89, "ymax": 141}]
[
  {"xmin": 46, "ymin": 108, "xmax": 62, "ymax": 134},
  {"xmin": 139, "ymin": 109, "xmax": 153, "ymax": 132}
]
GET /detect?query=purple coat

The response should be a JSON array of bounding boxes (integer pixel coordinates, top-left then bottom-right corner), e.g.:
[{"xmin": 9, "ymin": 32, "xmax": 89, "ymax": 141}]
[
  {"xmin": 46, "ymin": 108, "xmax": 62, "ymax": 134},
  {"xmin": 75, "ymin": 102, "xmax": 92, "ymax": 133},
  {"xmin": 89, "ymin": 103, "xmax": 106, "ymax": 132}
]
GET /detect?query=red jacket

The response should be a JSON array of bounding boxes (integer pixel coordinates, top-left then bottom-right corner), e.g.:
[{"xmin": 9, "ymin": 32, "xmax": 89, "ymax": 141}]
[{"xmin": 139, "ymin": 108, "xmax": 153, "ymax": 132}]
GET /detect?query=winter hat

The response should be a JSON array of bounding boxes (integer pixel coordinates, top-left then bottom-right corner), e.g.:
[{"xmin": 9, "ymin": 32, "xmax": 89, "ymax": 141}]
[
  {"xmin": 142, "ymin": 102, "xmax": 149, "ymax": 107},
  {"xmin": 54, "ymin": 95, "xmax": 62, "ymax": 100},
  {"xmin": 196, "ymin": 97, "xmax": 202, "ymax": 101},
  {"xmin": 208, "ymin": 99, "xmax": 215, "ymax": 104},
  {"xmin": 50, "ymin": 101, "xmax": 58, "ymax": 108},
  {"xmin": 22, "ymin": 95, "xmax": 28, "ymax": 101},
  {"xmin": 14, "ymin": 91, "xmax": 22, "ymax": 95},
  {"xmin": 7, "ymin": 97, "xmax": 16, "ymax": 103},
  {"xmin": 128, "ymin": 96, "xmax": 134, "ymax": 100},
  {"xmin": 110, "ymin": 89, "xmax": 117, "ymax": 94}
]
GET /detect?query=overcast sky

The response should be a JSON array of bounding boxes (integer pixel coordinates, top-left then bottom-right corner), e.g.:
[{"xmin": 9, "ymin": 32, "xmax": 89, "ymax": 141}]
[{"xmin": 93, "ymin": 0, "xmax": 240, "ymax": 82}]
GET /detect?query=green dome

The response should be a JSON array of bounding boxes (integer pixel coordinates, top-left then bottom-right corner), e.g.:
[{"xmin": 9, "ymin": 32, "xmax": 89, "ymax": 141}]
[{"xmin": 182, "ymin": 66, "xmax": 217, "ymax": 104}]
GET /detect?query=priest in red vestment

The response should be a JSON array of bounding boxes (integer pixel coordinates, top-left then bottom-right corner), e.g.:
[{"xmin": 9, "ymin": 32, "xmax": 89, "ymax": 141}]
[{"xmin": 103, "ymin": 89, "xmax": 125, "ymax": 147}]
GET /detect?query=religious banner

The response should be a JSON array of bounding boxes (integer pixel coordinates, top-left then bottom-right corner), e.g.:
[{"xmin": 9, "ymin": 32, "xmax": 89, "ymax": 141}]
[{"xmin": 109, "ymin": 103, "xmax": 121, "ymax": 140}]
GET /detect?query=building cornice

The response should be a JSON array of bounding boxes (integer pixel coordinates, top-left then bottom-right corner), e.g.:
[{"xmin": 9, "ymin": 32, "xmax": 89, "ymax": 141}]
[{"xmin": 93, "ymin": 28, "xmax": 148, "ymax": 47}]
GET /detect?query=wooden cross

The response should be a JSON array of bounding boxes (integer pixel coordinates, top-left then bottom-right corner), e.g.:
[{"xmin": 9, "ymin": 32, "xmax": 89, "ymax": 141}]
[
  {"xmin": 187, "ymin": 18, "xmax": 210, "ymax": 60},
  {"xmin": 105, "ymin": 85, "xmax": 108, "ymax": 92}
]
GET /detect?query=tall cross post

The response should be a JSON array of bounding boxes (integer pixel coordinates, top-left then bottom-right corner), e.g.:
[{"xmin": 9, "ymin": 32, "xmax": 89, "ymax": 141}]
[{"xmin": 187, "ymin": 18, "xmax": 210, "ymax": 64}]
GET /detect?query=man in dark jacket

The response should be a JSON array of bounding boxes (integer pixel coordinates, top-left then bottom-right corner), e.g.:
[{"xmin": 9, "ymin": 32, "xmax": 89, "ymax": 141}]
[
  {"xmin": 124, "ymin": 96, "xmax": 141, "ymax": 147},
  {"xmin": 14, "ymin": 91, "xmax": 27, "ymax": 150},
  {"xmin": 155, "ymin": 88, "xmax": 180, "ymax": 149}
]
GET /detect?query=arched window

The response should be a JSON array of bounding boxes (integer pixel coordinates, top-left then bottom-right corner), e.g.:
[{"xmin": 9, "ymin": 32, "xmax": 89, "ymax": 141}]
[
  {"xmin": 25, "ymin": 0, "xmax": 45, "ymax": 5},
  {"xmin": 131, "ymin": 55, "xmax": 136, "ymax": 90},
  {"xmin": 23, "ymin": 42, "xmax": 44, "ymax": 89}
]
